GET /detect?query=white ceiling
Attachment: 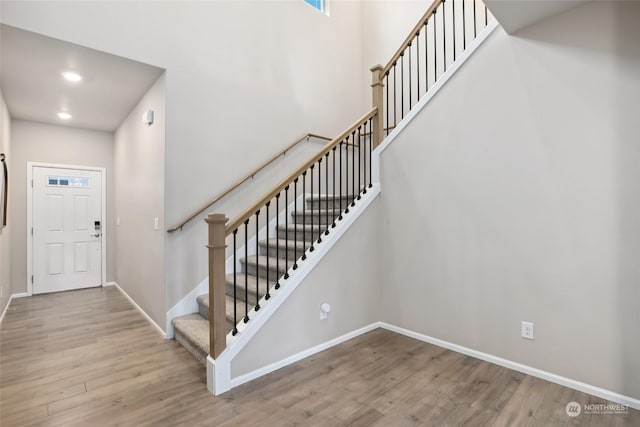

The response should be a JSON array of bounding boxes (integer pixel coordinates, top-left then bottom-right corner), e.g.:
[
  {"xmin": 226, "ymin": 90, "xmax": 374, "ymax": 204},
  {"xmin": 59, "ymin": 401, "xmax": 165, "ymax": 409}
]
[
  {"xmin": 0, "ymin": 24, "xmax": 164, "ymax": 132},
  {"xmin": 485, "ymin": 0, "xmax": 592, "ymax": 34}
]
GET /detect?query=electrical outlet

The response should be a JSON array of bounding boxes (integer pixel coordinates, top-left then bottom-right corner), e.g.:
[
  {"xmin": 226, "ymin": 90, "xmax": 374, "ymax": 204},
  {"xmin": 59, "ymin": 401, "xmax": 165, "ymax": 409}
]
[{"xmin": 521, "ymin": 321, "xmax": 534, "ymax": 340}]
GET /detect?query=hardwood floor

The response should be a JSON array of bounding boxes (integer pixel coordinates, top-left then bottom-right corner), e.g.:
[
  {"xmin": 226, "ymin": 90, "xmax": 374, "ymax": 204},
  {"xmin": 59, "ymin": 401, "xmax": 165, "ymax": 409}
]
[{"xmin": 1, "ymin": 287, "xmax": 638, "ymax": 426}]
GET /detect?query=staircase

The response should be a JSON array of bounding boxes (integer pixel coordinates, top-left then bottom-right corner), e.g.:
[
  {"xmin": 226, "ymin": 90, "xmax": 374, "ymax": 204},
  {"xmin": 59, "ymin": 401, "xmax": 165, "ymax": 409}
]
[
  {"xmin": 172, "ymin": 193, "xmax": 352, "ymax": 365},
  {"xmin": 165, "ymin": 0, "xmax": 494, "ymax": 394}
]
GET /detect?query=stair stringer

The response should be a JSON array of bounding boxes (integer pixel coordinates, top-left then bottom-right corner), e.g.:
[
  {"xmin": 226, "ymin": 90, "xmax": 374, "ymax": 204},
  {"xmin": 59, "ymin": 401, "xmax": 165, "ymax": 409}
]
[{"xmin": 207, "ymin": 182, "xmax": 381, "ymax": 395}]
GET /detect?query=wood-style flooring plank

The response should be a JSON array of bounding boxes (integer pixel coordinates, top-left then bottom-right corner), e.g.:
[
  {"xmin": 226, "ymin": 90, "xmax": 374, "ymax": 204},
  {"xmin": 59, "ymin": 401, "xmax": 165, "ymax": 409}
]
[{"xmin": 1, "ymin": 287, "xmax": 638, "ymax": 426}]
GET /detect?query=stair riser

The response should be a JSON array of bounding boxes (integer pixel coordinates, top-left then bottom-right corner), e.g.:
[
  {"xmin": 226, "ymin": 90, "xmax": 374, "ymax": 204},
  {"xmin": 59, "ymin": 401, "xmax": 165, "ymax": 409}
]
[
  {"xmin": 276, "ymin": 228, "xmax": 329, "ymax": 242},
  {"xmin": 174, "ymin": 329, "xmax": 208, "ymax": 366},
  {"xmin": 306, "ymin": 199, "xmax": 355, "ymax": 211},
  {"xmin": 196, "ymin": 303, "xmax": 238, "ymax": 330},
  {"xmin": 241, "ymin": 261, "xmax": 287, "ymax": 281},
  {"xmin": 225, "ymin": 280, "xmax": 258, "ymax": 305},
  {"xmin": 260, "ymin": 243, "xmax": 328, "ymax": 261},
  {"xmin": 292, "ymin": 213, "xmax": 337, "ymax": 225}
]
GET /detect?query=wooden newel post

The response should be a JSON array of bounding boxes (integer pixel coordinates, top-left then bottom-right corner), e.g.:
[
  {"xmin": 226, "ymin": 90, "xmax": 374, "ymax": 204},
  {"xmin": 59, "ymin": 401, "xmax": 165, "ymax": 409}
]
[
  {"xmin": 370, "ymin": 64, "xmax": 385, "ymax": 149},
  {"xmin": 205, "ymin": 213, "xmax": 228, "ymax": 359}
]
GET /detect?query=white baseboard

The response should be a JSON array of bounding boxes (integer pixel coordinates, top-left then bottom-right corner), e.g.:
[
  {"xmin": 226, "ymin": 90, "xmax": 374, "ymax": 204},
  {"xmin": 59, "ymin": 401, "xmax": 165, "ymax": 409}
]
[
  {"xmin": 11, "ymin": 292, "xmax": 30, "ymax": 298},
  {"xmin": 0, "ymin": 295, "xmax": 13, "ymax": 324},
  {"xmin": 110, "ymin": 282, "xmax": 166, "ymax": 339},
  {"xmin": 378, "ymin": 322, "xmax": 640, "ymax": 411},
  {"xmin": 165, "ymin": 277, "xmax": 208, "ymax": 339},
  {"xmin": 0, "ymin": 292, "xmax": 35, "ymax": 323},
  {"xmin": 229, "ymin": 322, "xmax": 380, "ymax": 389}
]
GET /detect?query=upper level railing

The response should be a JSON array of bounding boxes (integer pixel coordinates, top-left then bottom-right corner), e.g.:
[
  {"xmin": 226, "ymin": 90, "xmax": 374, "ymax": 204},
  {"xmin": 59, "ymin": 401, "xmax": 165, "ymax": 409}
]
[
  {"xmin": 167, "ymin": 133, "xmax": 331, "ymax": 232},
  {"xmin": 372, "ymin": 0, "xmax": 492, "ymax": 137},
  {"xmin": 206, "ymin": 0, "xmax": 493, "ymax": 359}
]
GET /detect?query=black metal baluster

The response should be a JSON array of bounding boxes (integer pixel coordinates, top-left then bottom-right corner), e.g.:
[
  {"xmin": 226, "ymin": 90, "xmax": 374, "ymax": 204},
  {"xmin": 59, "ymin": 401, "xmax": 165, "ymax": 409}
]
[
  {"xmin": 416, "ymin": 32, "xmax": 420, "ymax": 97},
  {"xmin": 255, "ymin": 210, "xmax": 260, "ymax": 311},
  {"xmin": 473, "ymin": 0, "xmax": 477, "ymax": 38},
  {"xmin": 463, "ymin": 0, "xmax": 466, "ymax": 49},
  {"xmin": 275, "ymin": 193, "xmax": 281, "ymax": 289},
  {"xmin": 433, "ymin": 8, "xmax": 437, "ymax": 81},
  {"xmin": 332, "ymin": 146, "xmax": 337, "ymax": 227},
  {"xmin": 344, "ymin": 137, "xmax": 350, "ymax": 214},
  {"xmin": 338, "ymin": 142, "xmax": 343, "ymax": 220},
  {"xmin": 452, "ymin": 0, "xmax": 456, "ymax": 61},
  {"xmin": 301, "ymin": 171, "xmax": 307, "ymax": 260},
  {"xmin": 369, "ymin": 117, "xmax": 373, "ymax": 188},
  {"xmin": 325, "ymin": 152, "xmax": 329, "ymax": 235},
  {"xmin": 424, "ymin": 21, "xmax": 429, "ymax": 91},
  {"xmin": 232, "ymin": 229, "xmax": 238, "ymax": 335},
  {"xmin": 284, "ymin": 186, "xmax": 289, "ymax": 280},
  {"xmin": 243, "ymin": 220, "xmax": 249, "ymax": 323},
  {"xmin": 443, "ymin": 0, "xmax": 447, "ymax": 73},
  {"xmin": 265, "ymin": 201, "xmax": 270, "ymax": 300},
  {"xmin": 317, "ymin": 158, "xmax": 322, "ymax": 244},
  {"xmin": 393, "ymin": 63, "xmax": 397, "ymax": 129},
  {"xmin": 385, "ymin": 72, "xmax": 390, "ymax": 136},
  {"xmin": 485, "ymin": 5, "xmax": 488, "ymax": 26},
  {"xmin": 408, "ymin": 42, "xmax": 412, "ymax": 108},
  {"xmin": 293, "ymin": 178, "xmax": 298, "ymax": 270},
  {"xmin": 351, "ymin": 131, "xmax": 356, "ymax": 207},
  {"xmin": 363, "ymin": 120, "xmax": 368, "ymax": 195},
  {"xmin": 400, "ymin": 52, "xmax": 404, "ymax": 119},
  {"xmin": 310, "ymin": 165, "xmax": 315, "ymax": 251},
  {"xmin": 357, "ymin": 126, "xmax": 362, "ymax": 200}
]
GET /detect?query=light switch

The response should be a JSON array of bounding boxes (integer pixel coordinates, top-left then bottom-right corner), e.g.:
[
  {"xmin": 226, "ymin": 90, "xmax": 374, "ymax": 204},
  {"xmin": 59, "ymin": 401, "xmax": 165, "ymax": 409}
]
[{"xmin": 154, "ymin": 217, "xmax": 159, "ymax": 231}]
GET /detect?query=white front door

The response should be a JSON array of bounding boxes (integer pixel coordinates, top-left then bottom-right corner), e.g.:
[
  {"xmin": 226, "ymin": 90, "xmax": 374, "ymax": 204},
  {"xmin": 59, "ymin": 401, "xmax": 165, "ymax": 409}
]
[{"xmin": 32, "ymin": 166, "xmax": 103, "ymax": 294}]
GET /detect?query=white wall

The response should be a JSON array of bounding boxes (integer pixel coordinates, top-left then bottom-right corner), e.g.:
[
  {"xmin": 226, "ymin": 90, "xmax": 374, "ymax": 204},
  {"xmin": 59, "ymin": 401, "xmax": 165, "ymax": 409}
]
[
  {"xmin": 114, "ymin": 74, "xmax": 166, "ymax": 328},
  {"xmin": 377, "ymin": 1, "xmax": 640, "ymax": 399},
  {"xmin": 0, "ymin": 0, "xmax": 369, "ymax": 310},
  {"xmin": 0, "ymin": 90, "xmax": 11, "ymax": 313},
  {"xmin": 9, "ymin": 120, "xmax": 115, "ymax": 294}
]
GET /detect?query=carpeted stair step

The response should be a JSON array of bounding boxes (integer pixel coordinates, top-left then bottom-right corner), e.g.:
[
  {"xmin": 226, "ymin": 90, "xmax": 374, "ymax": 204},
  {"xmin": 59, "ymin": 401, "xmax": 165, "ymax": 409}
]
[
  {"xmin": 291, "ymin": 209, "xmax": 339, "ymax": 225},
  {"xmin": 196, "ymin": 294, "xmax": 238, "ymax": 328},
  {"xmin": 276, "ymin": 223, "xmax": 328, "ymax": 242},
  {"xmin": 172, "ymin": 313, "xmax": 210, "ymax": 366},
  {"xmin": 240, "ymin": 255, "xmax": 289, "ymax": 281},
  {"xmin": 224, "ymin": 273, "xmax": 270, "ymax": 304},
  {"xmin": 258, "ymin": 238, "xmax": 308, "ymax": 261},
  {"xmin": 305, "ymin": 193, "xmax": 359, "ymax": 210}
]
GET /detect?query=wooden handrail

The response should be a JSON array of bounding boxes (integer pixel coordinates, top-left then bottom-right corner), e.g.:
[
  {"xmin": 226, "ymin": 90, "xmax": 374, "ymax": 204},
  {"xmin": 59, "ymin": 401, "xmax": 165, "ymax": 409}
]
[
  {"xmin": 225, "ymin": 107, "xmax": 378, "ymax": 235},
  {"xmin": 382, "ymin": 0, "xmax": 442, "ymax": 76},
  {"xmin": 167, "ymin": 133, "xmax": 332, "ymax": 232}
]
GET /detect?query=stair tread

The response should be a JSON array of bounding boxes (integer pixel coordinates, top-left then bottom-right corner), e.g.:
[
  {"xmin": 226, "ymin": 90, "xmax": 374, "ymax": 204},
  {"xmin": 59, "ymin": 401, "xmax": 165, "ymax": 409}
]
[
  {"xmin": 307, "ymin": 194, "xmax": 356, "ymax": 201},
  {"xmin": 277, "ymin": 223, "xmax": 318, "ymax": 231},
  {"xmin": 258, "ymin": 238, "xmax": 305, "ymax": 249},
  {"xmin": 292, "ymin": 209, "xmax": 336, "ymax": 215},
  {"xmin": 240, "ymin": 255, "xmax": 287, "ymax": 268},
  {"xmin": 172, "ymin": 313, "xmax": 210, "ymax": 354},
  {"xmin": 196, "ymin": 294, "xmax": 236, "ymax": 321},
  {"xmin": 226, "ymin": 272, "xmax": 270, "ymax": 289}
]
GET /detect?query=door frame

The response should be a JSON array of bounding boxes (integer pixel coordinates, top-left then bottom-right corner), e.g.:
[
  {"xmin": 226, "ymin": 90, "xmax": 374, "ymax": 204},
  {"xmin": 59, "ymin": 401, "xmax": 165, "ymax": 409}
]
[{"xmin": 27, "ymin": 162, "xmax": 107, "ymax": 295}]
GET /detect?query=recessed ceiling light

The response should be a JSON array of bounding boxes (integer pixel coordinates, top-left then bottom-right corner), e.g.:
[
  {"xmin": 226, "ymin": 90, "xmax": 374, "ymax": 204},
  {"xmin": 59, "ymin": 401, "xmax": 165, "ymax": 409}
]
[
  {"xmin": 62, "ymin": 71, "xmax": 83, "ymax": 82},
  {"xmin": 57, "ymin": 112, "xmax": 72, "ymax": 120}
]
